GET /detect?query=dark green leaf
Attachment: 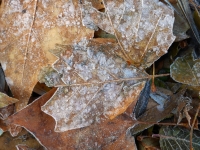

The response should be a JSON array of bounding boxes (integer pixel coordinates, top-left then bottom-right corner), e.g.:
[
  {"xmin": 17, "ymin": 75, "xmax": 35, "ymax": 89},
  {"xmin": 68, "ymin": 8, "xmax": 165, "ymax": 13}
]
[
  {"xmin": 170, "ymin": 53, "xmax": 200, "ymax": 86},
  {"xmin": 159, "ymin": 126, "xmax": 200, "ymax": 150}
]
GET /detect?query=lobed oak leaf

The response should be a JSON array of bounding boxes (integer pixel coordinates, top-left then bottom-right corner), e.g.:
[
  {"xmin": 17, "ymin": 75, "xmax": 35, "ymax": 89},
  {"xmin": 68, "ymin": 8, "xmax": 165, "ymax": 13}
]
[
  {"xmin": 81, "ymin": 0, "xmax": 176, "ymax": 68},
  {"xmin": 7, "ymin": 88, "xmax": 138, "ymax": 150},
  {"xmin": 41, "ymin": 39, "xmax": 147, "ymax": 132},
  {"xmin": 0, "ymin": 0, "xmax": 93, "ymax": 110}
]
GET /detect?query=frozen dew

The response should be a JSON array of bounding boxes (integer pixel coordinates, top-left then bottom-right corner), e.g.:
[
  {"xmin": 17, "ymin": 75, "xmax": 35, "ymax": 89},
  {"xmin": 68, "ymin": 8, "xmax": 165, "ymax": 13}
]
[{"xmin": 42, "ymin": 39, "xmax": 147, "ymax": 131}]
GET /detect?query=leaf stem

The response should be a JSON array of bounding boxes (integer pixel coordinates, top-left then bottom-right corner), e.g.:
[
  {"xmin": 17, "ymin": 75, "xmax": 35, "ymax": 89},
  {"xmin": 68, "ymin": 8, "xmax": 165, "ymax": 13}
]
[
  {"xmin": 60, "ymin": 74, "xmax": 170, "ymax": 87},
  {"xmin": 136, "ymin": 120, "xmax": 189, "ymax": 128},
  {"xmin": 151, "ymin": 63, "xmax": 156, "ymax": 92}
]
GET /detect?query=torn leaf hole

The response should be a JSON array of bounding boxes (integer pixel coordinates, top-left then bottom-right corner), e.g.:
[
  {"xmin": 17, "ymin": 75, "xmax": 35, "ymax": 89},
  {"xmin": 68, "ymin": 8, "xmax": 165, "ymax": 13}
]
[
  {"xmin": 22, "ymin": 9, "xmax": 26, "ymax": 14},
  {"xmin": 99, "ymin": 8, "xmax": 105, "ymax": 12},
  {"xmin": 29, "ymin": 82, "xmax": 52, "ymax": 104},
  {"xmin": 94, "ymin": 28, "xmax": 116, "ymax": 39}
]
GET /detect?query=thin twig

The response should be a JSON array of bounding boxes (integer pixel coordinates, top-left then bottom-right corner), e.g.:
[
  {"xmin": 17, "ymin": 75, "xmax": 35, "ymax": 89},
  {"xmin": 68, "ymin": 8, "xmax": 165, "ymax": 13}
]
[
  {"xmin": 151, "ymin": 63, "xmax": 156, "ymax": 92},
  {"xmin": 190, "ymin": 103, "xmax": 200, "ymax": 150},
  {"xmin": 136, "ymin": 120, "xmax": 189, "ymax": 128}
]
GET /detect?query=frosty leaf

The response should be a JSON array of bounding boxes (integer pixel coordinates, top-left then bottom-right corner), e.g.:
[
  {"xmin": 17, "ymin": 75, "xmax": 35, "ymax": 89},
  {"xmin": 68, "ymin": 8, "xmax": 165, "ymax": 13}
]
[
  {"xmin": 0, "ymin": 92, "xmax": 18, "ymax": 108},
  {"xmin": 159, "ymin": 126, "xmax": 200, "ymax": 150},
  {"xmin": 38, "ymin": 65, "xmax": 64, "ymax": 87},
  {"xmin": 0, "ymin": 0, "xmax": 93, "ymax": 110},
  {"xmin": 170, "ymin": 53, "xmax": 200, "ymax": 86},
  {"xmin": 150, "ymin": 87, "xmax": 172, "ymax": 111},
  {"xmin": 85, "ymin": 0, "xmax": 104, "ymax": 10},
  {"xmin": 7, "ymin": 89, "xmax": 137, "ymax": 150},
  {"xmin": 81, "ymin": 0, "xmax": 175, "ymax": 68},
  {"xmin": 41, "ymin": 39, "xmax": 147, "ymax": 132}
]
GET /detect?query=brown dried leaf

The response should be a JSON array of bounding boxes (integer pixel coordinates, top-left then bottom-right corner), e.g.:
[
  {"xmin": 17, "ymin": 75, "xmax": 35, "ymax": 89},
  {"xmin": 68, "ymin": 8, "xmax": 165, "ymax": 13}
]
[
  {"xmin": 7, "ymin": 89, "xmax": 137, "ymax": 150},
  {"xmin": 85, "ymin": 0, "xmax": 104, "ymax": 10},
  {"xmin": 0, "ymin": 128, "xmax": 44, "ymax": 150},
  {"xmin": 176, "ymin": 96, "xmax": 193, "ymax": 126},
  {"xmin": 130, "ymin": 88, "xmax": 186, "ymax": 135},
  {"xmin": 0, "ymin": 0, "xmax": 93, "ymax": 110},
  {"xmin": 16, "ymin": 144, "xmax": 32, "ymax": 150},
  {"xmin": 41, "ymin": 39, "xmax": 147, "ymax": 132},
  {"xmin": 0, "ymin": 92, "xmax": 18, "ymax": 108},
  {"xmin": 82, "ymin": 0, "xmax": 175, "ymax": 68},
  {"xmin": 0, "ymin": 104, "xmax": 14, "ymax": 120}
]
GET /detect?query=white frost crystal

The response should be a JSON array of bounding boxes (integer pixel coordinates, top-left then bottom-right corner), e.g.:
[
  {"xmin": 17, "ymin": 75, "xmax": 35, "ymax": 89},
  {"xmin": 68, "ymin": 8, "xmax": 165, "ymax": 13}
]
[
  {"xmin": 42, "ymin": 0, "xmax": 175, "ymax": 132},
  {"xmin": 42, "ymin": 40, "xmax": 147, "ymax": 132},
  {"xmin": 82, "ymin": 0, "xmax": 175, "ymax": 67}
]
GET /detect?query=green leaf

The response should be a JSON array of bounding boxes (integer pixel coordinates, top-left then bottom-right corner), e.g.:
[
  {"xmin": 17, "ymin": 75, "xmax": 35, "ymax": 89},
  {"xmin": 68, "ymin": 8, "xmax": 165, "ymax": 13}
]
[
  {"xmin": 159, "ymin": 126, "xmax": 200, "ymax": 150},
  {"xmin": 170, "ymin": 53, "xmax": 200, "ymax": 86}
]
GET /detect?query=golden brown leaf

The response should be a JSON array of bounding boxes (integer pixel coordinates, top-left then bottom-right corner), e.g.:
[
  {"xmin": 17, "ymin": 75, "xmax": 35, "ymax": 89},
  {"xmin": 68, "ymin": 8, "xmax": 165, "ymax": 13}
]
[
  {"xmin": 0, "ymin": 0, "xmax": 93, "ymax": 110},
  {"xmin": 82, "ymin": 0, "xmax": 175, "ymax": 67},
  {"xmin": 41, "ymin": 39, "xmax": 147, "ymax": 132}
]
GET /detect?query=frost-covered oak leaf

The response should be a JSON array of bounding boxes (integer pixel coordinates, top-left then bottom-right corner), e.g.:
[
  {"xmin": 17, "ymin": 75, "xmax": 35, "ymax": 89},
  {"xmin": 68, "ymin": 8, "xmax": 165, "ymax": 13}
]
[
  {"xmin": 41, "ymin": 39, "xmax": 147, "ymax": 132},
  {"xmin": 7, "ymin": 88, "xmax": 137, "ymax": 149},
  {"xmin": 0, "ymin": 0, "xmax": 93, "ymax": 110},
  {"xmin": 82, "ymin": 0, "xmax": 176, "ymax": 68}
]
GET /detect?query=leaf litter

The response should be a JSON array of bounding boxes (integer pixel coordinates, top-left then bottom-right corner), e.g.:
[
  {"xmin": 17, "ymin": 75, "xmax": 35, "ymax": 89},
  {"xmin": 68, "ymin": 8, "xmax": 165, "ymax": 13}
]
[
  {"xmin": 7, "ymin": 88, "xmax": 137, "ymax": 150},
  {"xmin": 41, "ymin": 0, "xmax": 175, "ymax": 132},
  {"xmin": 41, "ymin": 39, "xmax": 147, "ymax": 131},
  {"xmin": 0, "ymin": 0, "xmax": 93, "ymax": 111},
  {"xmin": 130, "ymin": 88, "xmax": 186, "ymax": 135},
  {"xmin": 0, "ymin": 0, "xmax": 185, "ymax": 149},
  {"xmin": 82, "ymin": 0, "xmax": 175, "ymax": 68}
]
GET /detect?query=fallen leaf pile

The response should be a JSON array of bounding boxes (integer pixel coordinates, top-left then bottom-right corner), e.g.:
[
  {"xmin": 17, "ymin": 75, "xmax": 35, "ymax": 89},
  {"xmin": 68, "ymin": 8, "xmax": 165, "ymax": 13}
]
[
  {"xmin": 7, "ymin": 88, "xmax": 138, "ymax": 149},
  {"xmin": 4, "ymin": 0, "xmax": 199, "ymax": 149},
  {"xmin": 0, "ymin": 0, "xmax": 93, "ymax": 110}
]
